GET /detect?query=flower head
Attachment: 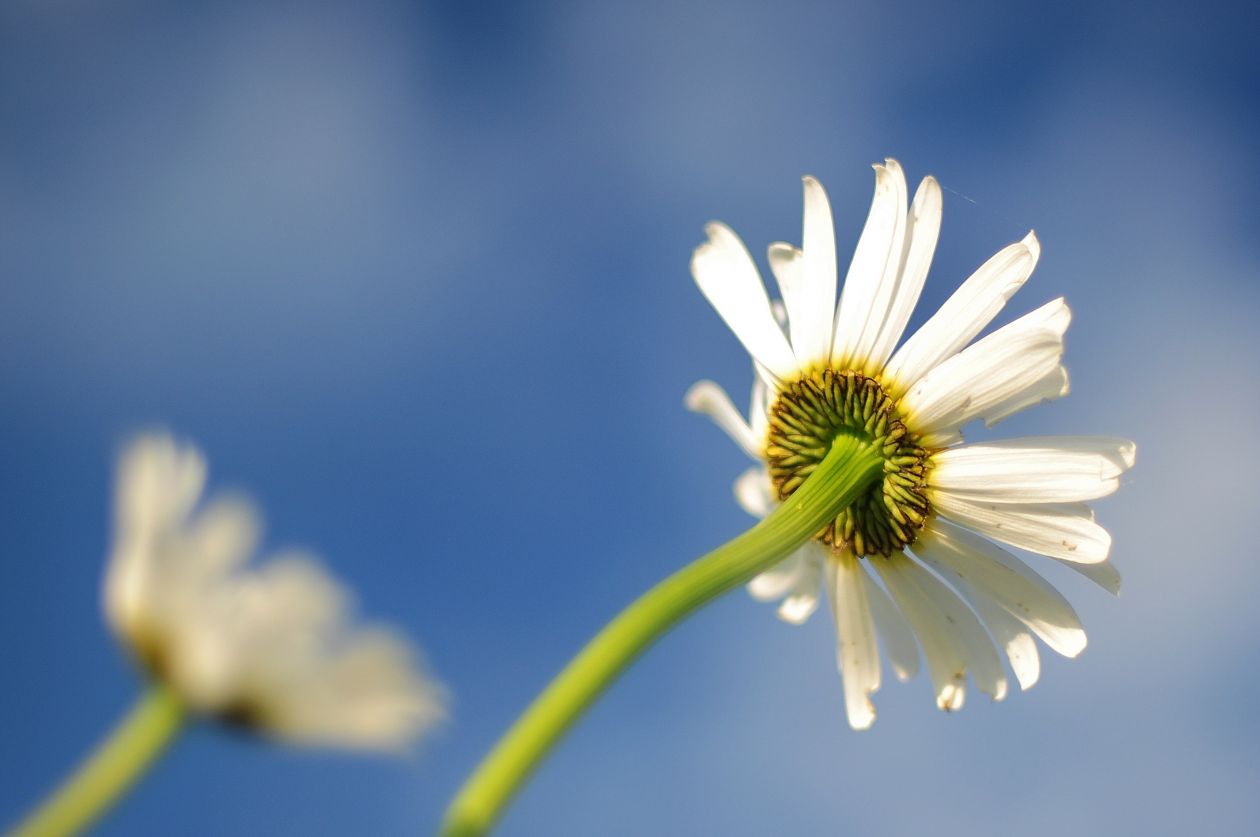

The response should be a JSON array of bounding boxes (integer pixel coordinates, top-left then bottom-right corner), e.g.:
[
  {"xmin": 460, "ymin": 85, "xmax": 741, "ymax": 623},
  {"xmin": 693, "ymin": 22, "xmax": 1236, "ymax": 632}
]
[
  {"xmin": 104, "ymin": 434, "xmax": 445, "ymax": 751},
  {"xmin": 687, "ymin": 160, "xmax": 1134, "ymax": 729}
]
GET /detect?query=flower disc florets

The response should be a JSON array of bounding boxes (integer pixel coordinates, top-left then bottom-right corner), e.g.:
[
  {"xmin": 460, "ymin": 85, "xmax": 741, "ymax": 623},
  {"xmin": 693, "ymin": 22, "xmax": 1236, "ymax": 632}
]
[{"xmin": 766, "ymin": 369, "xmax": 930, "ymax": 557}]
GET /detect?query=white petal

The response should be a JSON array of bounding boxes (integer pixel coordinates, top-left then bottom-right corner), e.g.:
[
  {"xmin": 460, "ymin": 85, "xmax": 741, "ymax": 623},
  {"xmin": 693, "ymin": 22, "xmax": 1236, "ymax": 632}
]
[
  {"xmin": 832, "ymin": 161, "xmax": 907, "ymax": 369},
  {"xmin": 226, "ymin": 559, "xmax": 445, "ymax": 751},
  {"xmin": 768, "ymin": 242, "xmax": 807, "ymax": 360},
  {"xmin": 932, "ymin": 437, "xmax": 1137, "ymax": 503},
  {"xmin": 984, "ymin": 364, "xmax": 1071, "ymax": 430},
  {"xmin": 872, "ymin": 553, "xmax": 1007, "ymax": 708},
  {"xmin": 777, "ymin": 543, "xmax": 825, "ymax": 624},
  {"xmin": 733, "ymin": 467, "xmax": 774, "ymax": 518},
  {"xmin": 748, "ymin": 375, "xmax": 770, "ymax": 441},
  {"xmin": 901, "ymin": 545, "xmax": 1043, "ymax": 692},
  {"xmin": 860, "ymin": 566, "xmax": 920, "ymax": 681},
  {"xmin": 869, "ymin": 555, "xmax": 964, "ymax": 710},
  {"xmin": 685, "ymin": 379, "xmax": 762, "ymax": 460},
  {"xmin": 692, "ymin": 222, "xmax": 798, "ymax": 379},
  {"xmin": 825, "ymin": 553, "xmax": 881, "ymax": 730},
  {"xmin": 864, "ymin": 175, "xmax": 943, "ymax": 371},
  {"xmin": 117, "ymin": 434, "xmax": 207, "ymax": 538},
  {"xmin": 769, "ymin": 298, "xmax": 788, "ymax": 329},
  {"xmin": 170, "ymin": 556, "xmax": 348, "ymax": 713},
  {"xmin": 973, "ymin": 602, "xmax": 1041, "ymax": 691},
  {"xmin": 1052, "ymin": 556, "xmax": 1122, "ymax": 596},
  {"xmin": 1022, "ymin": 289, "xmax": 1069, "ymax": 330},
  {"xmin": 842, "ymin": 160, "xmax": 911, "ymax": 373},
  {"xmin": 768, "ymin": 175, "xmax": 838, "ymax": 369},
  {"xmin": 264, "ymin": 628, "xmax": 446, "ymax": 752},
  {"xmin": 168, "ymin": 604, "xmax": 249, "ymax": 711},
  {"xmin": 933, "ymin": 494, "xmax": 1112, "ymax": 564},
  {"xmin": 914, "ymin": 519, "xmax": 1086, "ymax": 657},
  {"xmin": 747, "ymin": 546, "xmax": 807, "ymax": 601},
  {"xmin": 249, "ymin": 555, "xmax": 349, "ymax": 636},
  {"xmin": 745, "ymin": 537, "xmax": 826, "ymax": 624},
  {"xmin": 107, "ymin": 435, "xmax": 210, "ymax": 638},
  {"xmin": 753, "ymin": 360, "xmax": 779, "ymax": 393},
  {"xmin": 901, "ymin": 298, "xmax": 1070, "ymax": 447},
  {"xmin": 907, "ymin": 526, "xmax": 1043, "ymax": 690},
  {"xmin": 179, "ymin": 498, "xmax": 262, "ymax": 586},
  {"xmin": 904, "ymin": 557, "xmax": 1009, "ymax": 702},
  {"xmin": 884, "ymin": 231, "xmax": 1040, "ymax": 397}
]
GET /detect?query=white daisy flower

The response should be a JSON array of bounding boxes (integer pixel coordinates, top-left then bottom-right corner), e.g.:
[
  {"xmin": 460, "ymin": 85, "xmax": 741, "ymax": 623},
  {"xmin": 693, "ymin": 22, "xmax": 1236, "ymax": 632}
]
[
  {"xmin": 686, "ymin": 160, "xmax": 1135, "ymax": 729},
  {"xmin": 104, "ymin": 433, "xmax": 445, "ymax": 751}
]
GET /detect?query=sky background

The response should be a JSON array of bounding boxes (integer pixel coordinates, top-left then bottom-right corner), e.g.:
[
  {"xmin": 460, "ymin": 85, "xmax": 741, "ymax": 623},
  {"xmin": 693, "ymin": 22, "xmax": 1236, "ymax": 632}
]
[{"xmin": 2, "ymin": 0, "xmax": 1258, "ymax": 834}]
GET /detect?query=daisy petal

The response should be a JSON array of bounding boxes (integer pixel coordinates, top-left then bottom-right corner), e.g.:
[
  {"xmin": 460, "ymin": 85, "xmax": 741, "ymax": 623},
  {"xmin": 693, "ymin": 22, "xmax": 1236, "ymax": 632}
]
[
  {"xmin": 108, "ymin": 436, "xmax": 211, "ymax": 640},
  {"xmin": 185, "ymin": 498, "xmax": 261, "ymax": 578},
  {"xmin": 850, "ymin": 160, "xmax": 910, "ymax": 375},
  {"xmin": 932, "ymin": 436, "xmax": 1137, "ymax": 503},
  {"xmin": 264, "ymin": 627, "xmax": 445, "ymax": 751},
  {"xmin": 825, "ymin": 553, "xmax": 881, "ymax": 730},
  {"xmin": 748, "ymin": 374, "xmax": 770, "ymax": 441},
  {"xmin": 865, "ymin": 175, "xmax": 943, "ymax": 371},
  {"xmin": 872, "ymin": 553, "xmax": 1007, "ymax": 708},
  {"xmin": 884, "ymin": 231, "xmax": 1040, "ymax": 397},
  {"xmin": 906, "ymin": 541, "xmax": 1043, "ymax": 691},
  {"xmin": 1052, "ymin": 556, "xmax": 1123, "ymax": 595},
  {"xmin": 692, "ymin": 222, "xmax": 798, "ymax": 379},
  {"xmin": 249, "ymin": 555, "xmax": 349, "ymax": 636},
  {"xmin": 901, "ymin": 298, "xmax": 1070, "ymax": 446},
  {"xmin": 685, "ymin": 380, "xmax": 762, "ymax": 460},
  {"xmin": 792, "ymin": 175, "xmax": 839, "ymax": 367},
  {"xmin": 869, "ymin": 555, "xmax": 964, "ymax": 709},
  {"xmin": 972, "ymin": 602, "xmax": 1041, "ymax": 691},
  {"xmin": 767, "ymin": 242, "xmax": 810, "ymax": 364},
  {"xmin": 733, "ymin": 467, "xmax": 774, "ymax": 518},
  {"xmin": 914, "ymin": 519, "xmax": 1087, "ymax": 657},
  {"xmin": 932, "ymin": 494, "xmax": 1112, "ymax": 564},
  {"xmin": 981, "ymin": 365, "xmax": 1071, "ymax": 428},
  {"xmin": 753, "ymin": 360, "xmax": 779, "ymax": 393},
  {"xmin": 832, "ymin": 161, "xmax": 907, "ymax": 369},
  {"xmin": 117, "ymin": 434, "xmax": 207, "ymax": 538},
  {"xmin": 903, "ymin": 557, "xmax": 1009, "ymax": 702},
  {"xmin": 777, "ymin": 543, "xmax": 825, "ymax": 624},
  {"xmin": 861, "ymin": 566, "xmax": 920, "ymax": 681},
  {"xmin": 748, "ymin": 546, "xmax": 807, "ymax": 601}
]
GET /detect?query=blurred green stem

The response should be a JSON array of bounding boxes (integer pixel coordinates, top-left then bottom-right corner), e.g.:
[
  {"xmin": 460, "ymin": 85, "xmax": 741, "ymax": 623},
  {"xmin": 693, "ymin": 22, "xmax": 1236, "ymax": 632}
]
[
  {"xmin": 10, "ymin": 684, "xmax": 185, "ymax": 837},
  {"xmin": 439, "ymin": 434, "xmax": 883, "ymax": 836}
]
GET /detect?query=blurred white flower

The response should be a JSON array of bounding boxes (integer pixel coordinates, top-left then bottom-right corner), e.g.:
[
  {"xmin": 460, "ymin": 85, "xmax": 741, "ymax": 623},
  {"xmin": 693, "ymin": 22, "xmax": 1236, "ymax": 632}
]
[
  {"xmin": 687, "ymin": 160, "xmax": 1135, "ymax": 729},
  {"xmin": 104, "ymin": 434, "xmax": 445, "ymax": 751}
]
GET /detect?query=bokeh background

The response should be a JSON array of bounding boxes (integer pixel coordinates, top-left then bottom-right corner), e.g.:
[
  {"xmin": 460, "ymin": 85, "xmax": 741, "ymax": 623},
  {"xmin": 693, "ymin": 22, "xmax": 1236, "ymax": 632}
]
[{"xmin": 2, "ymin": 1, "xmax": 1258, "ymax": 834}]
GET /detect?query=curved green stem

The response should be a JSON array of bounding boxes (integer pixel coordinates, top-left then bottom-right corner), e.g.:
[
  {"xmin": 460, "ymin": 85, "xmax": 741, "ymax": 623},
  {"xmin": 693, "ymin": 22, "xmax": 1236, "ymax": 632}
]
[
  {"xmin": 10, "ymin": 684, "xmax": 185, "ymax": 837},
  {"xmin": 439, "ymin": 435, "xmax": 883, "ymax": 836}
]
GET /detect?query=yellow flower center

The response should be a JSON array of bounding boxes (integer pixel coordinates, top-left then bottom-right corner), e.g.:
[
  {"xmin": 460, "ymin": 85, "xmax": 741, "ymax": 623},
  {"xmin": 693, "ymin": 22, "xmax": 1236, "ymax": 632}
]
[{"xmin": 765, "ymin": 369, "xmax": 931, "ymax": 557}]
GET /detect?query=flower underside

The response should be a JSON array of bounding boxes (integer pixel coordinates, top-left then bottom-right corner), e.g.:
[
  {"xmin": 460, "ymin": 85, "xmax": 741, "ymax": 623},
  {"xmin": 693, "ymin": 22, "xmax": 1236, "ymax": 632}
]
[
  {"xmin": 766, "ymin": 369, "xmax": 931, "ymax": 557},
  {"xmin": 128, "ymin": 630, "xmax": 267, "ymax": 730}
]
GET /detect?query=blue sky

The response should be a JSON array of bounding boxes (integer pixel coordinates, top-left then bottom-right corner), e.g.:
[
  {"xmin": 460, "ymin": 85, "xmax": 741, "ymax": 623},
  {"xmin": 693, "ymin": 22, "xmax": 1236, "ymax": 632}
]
[{"xmin": 2, "ymin": 1, "xmax": 1258, "ymax": 834}]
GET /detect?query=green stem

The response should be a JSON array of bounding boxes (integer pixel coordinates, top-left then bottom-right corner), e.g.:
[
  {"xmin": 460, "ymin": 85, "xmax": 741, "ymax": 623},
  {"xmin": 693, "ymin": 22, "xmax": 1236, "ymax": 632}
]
[
  {"xmin": 439, "ymin": 434, "xmax": 883, "ymax": 836},
  {"xmin": 10, "ymin": 684, "xmax": 185, "ymax": 837}
]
